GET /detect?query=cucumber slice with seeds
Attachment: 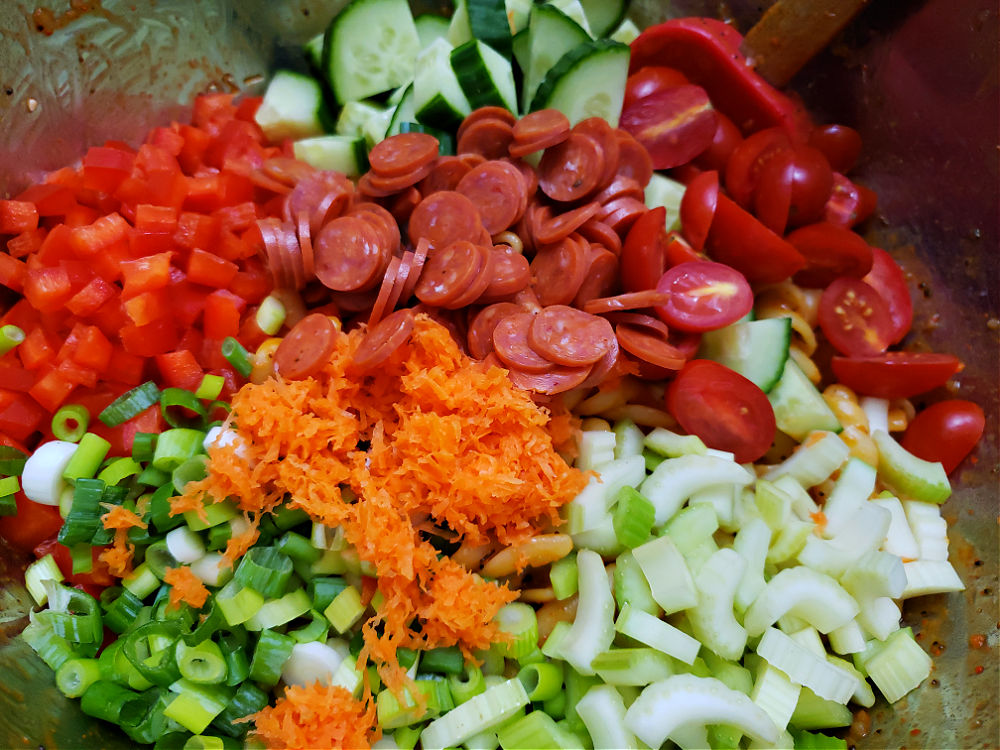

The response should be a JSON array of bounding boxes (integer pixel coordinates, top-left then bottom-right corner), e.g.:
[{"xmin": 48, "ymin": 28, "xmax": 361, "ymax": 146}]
[
  {"xmin": 413, "ymin": 38, "xmax": 472, "ymax": 130},
  {"xmin": 699, "ymin": 317, "xmax": 792, "ymax": 393},
  {"xmin": 292, "ymin": 136, "xmax": 368, "ymax": 178},
  {"xmin": 467, "ymin": 0, "xmax": 513, "ymax": 57},
  {"xmin": 530, "ymin": 38, "xmax": 631, "ymax": 126},
  {"xmin": 414, "ymin": 13, "xmax": 450, "ymax": 49},
  {"xmin": 451, "ymin": 40, "xmax": 518, "ymax": 113},
  {"xmin": 521, "ymin": 4, "xmax": 590, "ymax": 113},
  {"xmin": 579, "ymin": 0, "xmax": 629, "ymax": 38},
  {"xmin": 254, "ymin": 70, "xmax": 330, "ymax": 143}
]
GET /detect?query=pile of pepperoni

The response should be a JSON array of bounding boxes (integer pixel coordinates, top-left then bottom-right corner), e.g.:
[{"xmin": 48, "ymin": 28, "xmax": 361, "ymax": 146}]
[{"xmin": 254, "ymin": 106, "xmax": 696, "ymax": 393}]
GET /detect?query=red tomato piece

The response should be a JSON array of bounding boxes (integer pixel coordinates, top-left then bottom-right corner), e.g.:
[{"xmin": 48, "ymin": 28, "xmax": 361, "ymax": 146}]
[
  {"xmin": 818, "ymin": 277, "xmax": 893, "ymax": 356},
  {"xmin": 666, "ymin": 359, "xmax": 776, "ymax": 463},
  {"xmin": 787, "ymin": 222, "xmax": 874, "ymax": 288},
  {"xmin": 784, "ymin": 144, "xmax": 834, "ymax": 227},
  {"xmin": 33, "ymin": 537, "xmax": 115, "ymax": 588},
  {"xmin": 901, "ymin": 400, "xmax": 985, "ymax": 474},
  {"xmin": 623, "ymin": 66, "xmax": 690, "ymax": 109},
  {"xmin": 619, "ymin": 85, "xmax": 719, "ymax": 170},
  {"xmin": 862, "ymin": 247, "xmax": 913, "ymax": 344},
  {"xmin": 808, "ymin": 124, "xmax": 863, "ymax": 174},
  {"xmin": 830, "ymin": 352, "xmax": 963, "ymax": 399},
  {"xmin": 704, "ymin": 194, "xmax": 805, "ymax": 284},
  {"xmin": 621, "ymin": 206, "xmax": 669, "ymax": 292},
  {"xmin": 655, "ymin": 261, "xmax": 753, "ymax": 332},
  {"xmin": 693, "ymin": 112, "xmax": 743, "ymax": 172},
  {"xmin": 0, "ymin": 491, "xmax": 64, "ymax": 553},
  {"xmin": 724, "ymin": 127, "xmax": 792, "ymax": 208},
  {"xmin": 679, "ymin": 170, "xmax": 719, "ymax": 252}
]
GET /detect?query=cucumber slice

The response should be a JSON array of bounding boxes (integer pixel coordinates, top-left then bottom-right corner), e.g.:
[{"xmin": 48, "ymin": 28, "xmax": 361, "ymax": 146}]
[
  {"xmin": 322, "ymin": 0, "xmax": 421, "ymax": 104},
  {"xmin": 548, "ymin": 0, "xmax": 594, "ymax": 36},
  {"xmin": 643, "ymin": 173, "xmax": 686, "ymax": 231},
  {"xmin": 291, "ymin": 135, "xmax": 368, "ymax": 178},
  {"xmin": 511, "ymin": 27, "xmax": 530, "ymax": 73},
  {"xmin": 304, "ymin": 33, "xmax": 325, "ymax": 72},
  {"xmin": 699, "ymin": 318, "xmax": 792, "ymax": 393},
  {"xmin": 413, "ymin": 38, "xmax": 472, "ymax": 130},
  {"xmin": 531, "ymin": 39, "xmax": 631, "ymax": 126},
  {"xmin": 609, "ymin": 17, "xmax": 641, "ymax": 44},
  {"xmin": 254, "ymin": 70, "xmax": 331, "ymax": 143},
  {"xmin": 768, "ymin": 359, "xmax": 842, "ymax": 440},
  {"xmin": 396, "ymin": 122, "xmax": 455, "ymax": 156},
  {"xmin": 579, "ymin": 0, "xmax": 628, "ymax": 37},
  {"xmin": 386, "ymin": 84, "xmax": 417, "ymax": 137},
  {"xmin": 466, "ymin": 0, "xmax": 512, "ymax": 57},
  {"xmin": 505, "ymin": 0, "xmax": 533, "ymax": 33},
  {"xmin": 414, "ymin": 13, "xmax": 450, "ymax": 49},
  {"xmin": 450, "ymin": 39, "xmax": 517, "ymax": 112},
  {"xmin": 521, "ymin": 4, "xmax": 589, "ymax": 113},
  {"xmin": 446, "ymin": 0, "xmax": 474, "ymax": 47},
  {"xmin": 335, "ymin": 99, "xmax": 387, "ymax": 137}
]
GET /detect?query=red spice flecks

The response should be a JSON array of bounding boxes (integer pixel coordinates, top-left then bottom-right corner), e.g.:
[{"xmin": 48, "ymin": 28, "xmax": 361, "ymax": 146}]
[
  {"xmin": 969, "ymin": 633, "xmax": 987, "ymax": 649},
  {"xmin": 974, "ymin": 665, "xmax": 984, "ymax": 674},
  {"xmin": 910, "ymin": 728, "xmax": 922, "ymax": 737}
]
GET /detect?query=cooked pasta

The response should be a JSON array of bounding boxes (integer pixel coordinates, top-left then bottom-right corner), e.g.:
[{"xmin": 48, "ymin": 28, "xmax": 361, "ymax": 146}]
[{"xmin": 822, "ymin": 384, "xmax": 879, "ymax": 466}]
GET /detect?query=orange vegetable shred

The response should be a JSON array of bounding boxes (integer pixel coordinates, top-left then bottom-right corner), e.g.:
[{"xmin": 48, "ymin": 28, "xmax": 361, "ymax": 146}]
[
  {"xmin": 163, "ymin": 565, "xmax": 210, "ymax": 610},
  {"xmin": 245, "ymin": 683, "xmax": 379, "ymax": 750},
  {"xmin": 176, "ymin": 314, "xmax": 587, "ymax": 694}
]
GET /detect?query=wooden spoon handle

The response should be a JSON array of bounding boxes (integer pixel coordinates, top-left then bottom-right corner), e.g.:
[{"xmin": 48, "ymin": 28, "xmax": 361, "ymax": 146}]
[{"xmin": 743, "ymin": 0, "xmax": 871, "ymax": 87}]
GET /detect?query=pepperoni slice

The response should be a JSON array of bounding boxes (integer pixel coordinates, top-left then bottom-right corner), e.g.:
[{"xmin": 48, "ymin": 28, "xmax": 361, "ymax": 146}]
[
  {"xmin": 278, "ymin": 221, "xmax": 306, "ymax": 291},
  {"xmin": 296, "ymin": 210, "xmax": 315, "ymax": 281},
  {"xmin": 594, "ymin": 175, "xmax": 645, "ymax": 207},
  {"xmin": 352, "ymin": 308, "xmax": 415, "ymax": 372},
  {"xmin": 572, "ymin": 118, "xmax": 620, "ymax": 189},
  {"xmin": 615, "ymin": 324, "xmax": 686, "ymax": 370},
  {"xmin": 457, "ymin": 106, "xmax": 517, "ymax": 143},
  {"xmin": 368, "ymin": 132, "xmax": 440, "ymax": 178},
  {"xmin": 284, "ymin": 170, "xmax": 354, "ymax": 235},
  {"xmin": 414, "ymin": 240, "xmax": 488, "ymax": 308},
  {"xmin": 530, "ymin": 234, "xmax": 589, "ymax": 307},
  {"xmin": 348, "ymin": 202, "xmax": 401, "ymax": 257},
  {"xmin": 457, "ymin": 119, "xmax": 515, "ymax": 161},
  {"xmin": 399, "ymin": 237, "xmax": 430, "ymax": 303},
  {"xmin": 479, "ymin": 244, "xmax": 531, "ymax": 302},
  {"xmin": 614, "ymin": 129, "xmax": 654, "ymax": 188},
  {"xmin": 579, "ymin": 219, "xmax": 623, "ymax": 256},
  {"xmin": 504, "ymin": 158, "xmax": 539, "ymax": 197},
  {"xmin": 447, "ymin": 245, "xmax": 496, "ymax": 309},
  {"xmin": 274, "ymin": 313, "xmax": 340, "ymax": 380},
  {"xmin": 260, "ymin": 156, "xmax": 316, "ymax": 187},
  {"xmin": 359, "ymin": 160, "xmax": 435, "ymax": 197},
  {"xmin": 508, "ymin": 363, "xmax": 593, "ymax": 395},
  {"xmin": 407, "ymin": 191, "xmax": 485, "ymax": 252},
  {"xmin": 387, "ymin": 251, "xmax": 413, "ymax": 313},
  {"xmin": 510, "ymin": 110, "xmax": 572, "ymax": 157},
  {"xmin": 599, "ymin": 197, "xmax": 648, "ymax": 236},
  {"xmin": 456, "ymin": 161, "xmax": 527, "ymax": 235},
  {"xmin": 368, "ymin": 256, "xmax": 401, "ymax": 328},
  {"xmin": 467, "ymin": 302, "xmax": 522, "ymax": 360},
  {"xmin": 493, "ymin": 312, "xmax": 555, "ymax": 373},
  {"xmin": 533, "ymin": 202, "xmax": 601, "ymax": 246},
  {"xmin": 388, "ymin": 186, "xmax": 422, "ymax": 225},
  {"xmin": 580, "ymin": 333, "xmax": 621, "ymax": 390},
  {"xmin": 528, "ymin": 306, "xmax": 615, "ymax": 367},
  {"xmin": 314, "ymin": 216, "xmax": 387, "ymax": 292},
  {"xmin": 584, "ymin": 290, "xmax": 672, "ymax": 315},
  {"xmin": 604, "ymin": 312, "xmax": 671, "ymax": 339},
  {"xmin": 513, "ymin": 286, "xmax": 543, "ymax": 314},
  {"xmin": 572, "ymin": 245, "xmax": 619, "ymax": 308},
  {"xmin": 538, "ymin": 133, "xmax": 605, "ymax": 202},
  {"xmin": 257, "ymin": 218, "xmax": 293, "ymax": 290},
  {"xmin": 419, "ymin": 156, "xmax": 472, "ymax": 195}
]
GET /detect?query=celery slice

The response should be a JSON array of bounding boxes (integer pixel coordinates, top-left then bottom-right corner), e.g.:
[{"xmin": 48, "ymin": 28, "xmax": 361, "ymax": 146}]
[
  {"xmin": 576, "ymin": 429, "xmax": 617, "ymax": 471},
  {"xmin": 576, "ymin": 685, "xmax": 640, "ymax": 750},
  {"xmin": 873, "ymin": 430, "xmax": 951, "ymax": 504},
  {"xmin": 560, "ymin": 549, "xmax": 614, "ymax": 676},
  {"xmin": 613, "ymin": 419, "xmax": 645, "ymax": 460},
  {"xmin": 688, "ymin": 548, "xmax": 747, "ymax": 661},
  {"xmin": 743, "ymin": 566, "xmax": 859, "ymax": 637},
  {"xmin": 592, "ymin": 647, "xmax": 675, "ymax": 686},
  {"xmin": 419, "ymin": 678, "xmax": 529, "ymax": 750},
  {"xmin": 860, "ymin": 628, "xmax": 932, "ymax": 703},
  {"xmin": 756, "ymin": 628, "xmax": 856, "ymax": 704},
  {"xmin": 820, "ymin": 457, "xmax": 877, "ymax": 537},
  {"xmin": 750, "ymin": 662, "xmax": 800, "ymax": 732},
  {"xmin": 733, "ymin": 518, "xmax": 771, "ymax": 613},
  {"xmin": 901, "ymin": 559, "xmax": 964, "ymax": 597},
  {"xmin": 763, "ymin": 432, "xmax": 849, "ymax": 488},
  {"xmin": 870, "ymin": 495, "xmax": 919, "ymax": 560},
  {"xmin": 640, "ymin": 454, "xmax": 754, "ymax": 525},
  {"xmin": 615, "ymin": 603, "xmax": 701, "ymax": 665},
  {"xmin": 632, "ymin": 536, "xmax": 697, "ymax": 614}
]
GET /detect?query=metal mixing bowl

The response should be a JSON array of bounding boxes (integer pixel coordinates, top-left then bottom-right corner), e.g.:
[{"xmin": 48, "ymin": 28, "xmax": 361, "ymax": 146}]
[{"xmin": 0, "ymin": 1, "xmax": 996, "ymax": 747}]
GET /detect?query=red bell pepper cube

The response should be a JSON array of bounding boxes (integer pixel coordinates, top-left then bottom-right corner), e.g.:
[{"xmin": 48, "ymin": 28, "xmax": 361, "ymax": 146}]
[
  {"xmin": 174, "ymin": 212, "xmax": 220, "ymax": 251},
  {"xmin": 69, "ymin": 212, "xmax": 130, "ymax": 258},
  {"xmin": 120, "ymin": 251, "xmax": 173, "ymax": 298},
  {"xmin": 0, "ymin": 252, "xmax": 27, "ymax": 293},
  {"xmin": 71, "ymin": 325, "xmax": 113, "ymax": 372},
  {"xmin": 119, "ymin": 317, "xmax": 179, "ymax": 357},
  {"xmin": 202, "ymin": 289, "xmax": 245, "ymax": 340},
  {"xmin": 18, "ymin": 327, "xmax": 56, "ymax": 370},
  {"xmin": 65, "ymin": 276, "xmax": 117, "ymax": 317},
  {"xmin": 0, "ymin": 389, "xmax": 47, "ymax": 441},
  {"xmin": 29, "ymin": 367, "xmax": 76, "ymax": 412},
  {"xmin": 7, "ymin": 227, "xmax": 47, "ymax": 259},
  {"xmin": 186, "ymin": 248, "xmax": 238, "ymax": 288},
  {"xmin": 104, "ymin": 348, "xmax": 145, "ymax": 386},
  {"xmin": 155, "ymin": 349, "xmax": 204, "ymax": 391},
  {"xmin": 0, "ymin": 200, "xmax": 39, "ymax": 234},
  {"xmin": 55, "ymin": 358, "xmax": 98, "ymax": 389},
  {"xmin": 23, "ymin": 265, "xmax": 73, "ymax": 313},
  {"xmin": 123, "ymin": 287, "xmax": 171, "ymax": 327},
  {"xmin": 15, "ymin": 183, "xmax": 76, "ymax": 216}
]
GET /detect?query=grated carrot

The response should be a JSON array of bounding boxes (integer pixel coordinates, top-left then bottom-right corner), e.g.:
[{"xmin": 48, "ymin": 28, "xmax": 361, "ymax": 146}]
[
  {"xmin": 244, "ymin": 682, "xmax": 379, "ymax": 750},
  {"xmin": 101, "ymin": 504, "xmax": 147, "ymax": 531},
  {"xmin": 98, "ymin": 529, "xmax": 134, "ymax": 578},
  {"xmin": 810, "ymin": 510, "xmax": 828, "ymax": 535},
  {"xmin": 163, "ymin": 565, "xmax": 210, "ymax": 611},
  {"xmin": 178, "ymin": 314, "xmax": 588, "ymax": 693}
]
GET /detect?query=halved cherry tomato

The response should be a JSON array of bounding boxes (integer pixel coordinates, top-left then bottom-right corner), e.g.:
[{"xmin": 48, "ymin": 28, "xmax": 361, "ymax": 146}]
[
  {"xmin": 0, "ymin": 491, "xmax": 64, "ymax": 553},
  {"xmin": 808, "ymin": 124, "xmax": 863, "ymax": 174},
  {"xmin": 830, "ymin": 352, "xmax": 963, "ymax": 399},
  {"xmin": 679, "ymin": 170, "xmax": 719, "ymax": 251},
  {"xmin": 901, "ymin": 400, "xmax": 985, "ymax": 474},
  {"xmin": 862, "ymin": 247, "xmax": 913, "ymax": 344},
  {"xmin": 623, "ymin": 66, "xmax": 690, "ymax": 110},
  {"xmin": 621, "ymin": 206, "xmax": 669, "ymax": 292},
  {"xmin": 664, "ymin": 231, "xmax": 705, "ymax": 267},
  {"xmin": 787, "ymin": 222, "xmax": 874, "ymax": 288},
  {"xmin": 655, "ymin": 261, "xmax": 752, "ymax": 332},
  {"xmin": 824, "ymin": 173, "xmax": 878, "ymax": 227},
  {"xmin": 753, "ymin": 149, "xmax": 794, "ymax": 234},
  {"xmin": 693, "ymin": 112, "xmax": 743, "ymax": 171},
  {"xmin": 666, "ymin": 359, "xmax": 776, "ymax": 463},
  {"xmin": 818, "ymin": 277, "xmax": 893, "ymax": 356},
  {"xmin": 619, "ymin": 85, "xmax": 719, "ymax": 170},
  {"xmin": 705, "ymin": 194, "xmax": 805, "ymax": 284},
  {"xmin": 724, "ymin": 127, "xmax": 791, "ymax": 207},
  {"xmin": 784, "ymin": 144, "xmax": 834, "ymax": 227}
]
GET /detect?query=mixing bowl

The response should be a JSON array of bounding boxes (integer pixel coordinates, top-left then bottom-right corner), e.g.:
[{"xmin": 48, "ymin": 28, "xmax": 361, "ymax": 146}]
[{"xmin": 0, "ymin": 0, "xmax": 995, "ymax": 747}]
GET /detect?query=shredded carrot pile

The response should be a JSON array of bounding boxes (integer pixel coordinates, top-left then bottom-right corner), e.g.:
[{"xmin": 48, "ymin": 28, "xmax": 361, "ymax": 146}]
[
  {"xmin": 163, "ymin": 565, "xmax": 211, "ymax": 610},
  {"xmin": 101, "ymin": 504, "xmax": 147, "ymax": 531},
  {"xmin": 176, "ymin": 314, "xmax": 588, "ymax": 692},
  {"xmin": 246, "ymin": 683, "xmax": 379, "ymax": 750},
  {"xmin": 98, "ymin": 530, "xmax": 134, "ymax": 578}
]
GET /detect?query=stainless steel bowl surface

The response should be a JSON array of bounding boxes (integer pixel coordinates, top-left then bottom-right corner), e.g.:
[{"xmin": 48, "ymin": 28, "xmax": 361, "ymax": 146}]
[{"xmin": 0, "ymin": 1, "xmax": 996, "ymax": 747}]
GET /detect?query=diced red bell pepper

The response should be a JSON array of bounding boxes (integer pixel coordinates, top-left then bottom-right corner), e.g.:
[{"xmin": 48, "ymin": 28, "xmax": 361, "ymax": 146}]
[
  {"xmin": 175, "ymin": 326, "xmax": 205, "ymax": 357},
  {"xmin": 148, "ymin": 126, "xmax": 185, "ymax": 157},
  {"xmin": 123, "ymin": 287, "xmax": 171, "ymax": 327},
  {"xmin": 0, "ymin": 359, "xmax": 35, "ymax": 392},
  {"xmin": 156, "ymin": 349, "xmax": 204, "ymax": 391},
  {"xmin": 36, "ymin": 224, "xmax": 78, "ymax": 266},
  {"xmin": 214, "ymin": 201, "xmax": 258, "ymax": 235},
  {"xmin": 202, "ymin": 289, "xmax": 245, "ymax": 340},
  {"xmin": 69, "ymin": 211, "xmax": 130, "ymax": 258},
  {"xmin": 6, "ymin": 227, "xmax": 47, "ymax": 259},
  {"xmin": 1, "ymin": 299, "xmax": 40, "ymax": 332},
  {"xmin": 23, "ymin": 265, "xmax": 73, "ymax": 312},
  {"xmin": 228, "ymin": 256, "xmax": 272, "ymax": 304},
  {"xmin": 186, "ymin": 247, "xmax": 238, "ymax": 288},
  {"xmin": 192, "ymin": 93, "xmax": 237, "ymax": 134},
  {"xmin": 173, "ymin": 212, "xmax": 220, "ymax": 251},
  {"xmin": 65, "ymin": 276, "xmax": 117, "ymax": 317},
  {"xmin": 119, "ymin": 317, "xmax": 179, "ymax": 357},
  {"xmin": 0, "ymin": 252, "xmax": 27, "ymax": 293},
  {"xmin": 55, "ymin": 358, "xmax": 98, "ymax": 389},
  {"xmin": 62, "ymin": 203, "xmax": 100, "ymax": 227},
  {"xmin": 104, "ymin": 348, "xmax": 145, "ymax": 386},
  {"xmin": 0, "ymin": 390, "xmax": 47, "ymax": 441},
  {"xmin": 0, "ymin": 494, "xmax": 64, "ymax": 553},
  {"xmin": 0, "ymin": 200, "xmax": 40, "ymax": 234},
  {"xmin": 90, "ymin": 402, "xmax": 164, "ymax": 458},
  {"xmin": 134, "ymin": 203, "xmax": 179, "ymax": 235},
  {"xmin": 70, "ymin": 325, "xmax": 113, "ymax": 372},
  {"xmin": 15, "ymin": 183, "xmax": 77, "ymax": 216},
  {"xmin": 235, "ymin": 96, "xmax": 263, "ymax": 122},
  {"xmin": 87, "ymin": 297, "xmax": 129, "ymax": 340},
  {"xmin": 120, "ymin": 251, "xmax": 173, "ymax": 298},
  {"xmin": 82, "ymin": 145, "xmax": 136, "ymax": 193},
  {"xmin": 177, "ymin": 125, "xmax": 212, "ymax": 174},
  {"xmin": 29, "ymin": 367, "xmax": 76, "ymax": 412}
]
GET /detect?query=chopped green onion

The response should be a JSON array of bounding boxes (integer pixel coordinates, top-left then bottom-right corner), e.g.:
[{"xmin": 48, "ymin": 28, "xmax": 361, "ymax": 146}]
[
  {"xmin": 177, "ymin": 640, "xmax": 228, "ymax": 685},
  {"xmin": 549, "ymin": 553, "xmax": 578, "ymax": 601},
  {"xmin": 244, "ymin": 587, "xmax": 312, "ymax": 631},
  {"xmin": 57, "ymin": 477, "xmax": 106, "ymax": 546},
  {"xmin": 21, "ymin": 613, "xmax": 77, "ymax": 671},
  {"xmin": 206, "ymin": 522, "xmax": 232, "ymax": 551},
  {"xmin": 183, "ymin": 498, "xmax": 238, "ymax": 530},
  {"xmin": 41, "ymin": 580, "xmax": 103, "ymax": 644},
  {"xmin": 276, "ymin": 530, "xmax": 322, "ymax": 564},
  {"xmin": 56, "ymin": 657, "xmax": 102, "ymax": 698},
  {"xmin": 144, "ymin": 539, "xmax": 178, "ymax": 579},
  {"xmin": 51, "ymin": 404, "xmax": 90, "ymax": 442},
  {"xmin": 121, "ymin": 619, "xmax": 184, "ymax": 687},
  {"xmin": 0, "ymin": 491, "xmax": 15, "ymax": 516},
  {"xmin": 80, "ymin": 680, "xmax": 149, "ymax": 727},
  {"xmin": 255, "ymin": 295, "xmax": 287, "ymax": 335},
  {"xmin": 377, "ymin": 679, "xmax": 454, "ymax": 729},
  {"xmin": 161, "ymin": 387, "xmax": 208, "ymax": 429},
  {"xmin": 308, "ymin": 575, "xmax": 349, "ymax": 611},
  {"xmin": 216, "ymin": 579, "xmax": 265, "ymax": 626},
  {"xmin": 100, "ymin": 381, "xmax": 162, "ymax": 427},
  {"xmin": 248, "ymin": 629, "xmax": 295, "ymax": 687},
  {"xmin": 149, "ymin": 483, "xmax": 184, "ymax": 532},
  {"xmin": 288, "ymin": 609, "xmax": 330, "ymax": 643},
  {"xmin": 124, "ymin": 562, "xmax": 161, "ymax": 599},
  {"xmin": 516, "ymin": 661, "xmax": 563, "ymax": 702},
  {"xmin": 212, "ymin": 681, "xmax": 269, "ymax": 737},
  {"xmin": 612, "ymin": 486, "xmax": 656, "ymax": 548},
  {"xmin": 132, "ymin": 432, "xmax": 158, "ymax": 463},
  {"xmin": 194, "ymin": 374, "xmax": 225, "ymax": 401},
  {"xmin": 234, "ymin": 546, "xmax": 293, "ymax": 598},
  {"xmin": 0, "ymin": 324, "xmax": 25, "ymax": 355},
  {"xmin": 0, "ymin": 444, "xmax": 28, "ymax": 476},
  {"xmin": 221, "ymin": 337, "xmax": 252, "ymax": 378},
  {"xmin": 220, "ymin": 632, "xmax": 251, "ymax": 687},
  {"xmin": 152, "ymin": 428, "xmax": 206, "ymax": 472},
  {"xmin": 104, "ymin": 589, "xmax": 145, "ymax": 634},
  {"xmin": 61, "ymin": 432, "xmax": 111, "ymax": 484},
  {"xmin": 25, "ymin": 553, "xmax": 64, "ymax": 605},
  {"xmin": 137, "ymin": 465, "xmax": 170, "ymax": 487},
  {"xmin": 272, "ymin": 503, "xmax": 311, "ymax": 530},
  {"xmin": 166, "ymin": 525, "xmax": 206, "ymax": 564},
  {"xmin": 323, "ymin": 584, "xmax": 365, "ymax": 634},
  {"xmin": 97, "ymin": 638, "xmax": 153, "ymax": 690},
  {"xmin": 97, "ymin": 456, "xmax": 142, "ymax": 486},
  {"xmin": 70, "ymin": 543, "xmax": 94, "ymax": 574},
  {"xmin": 448, "ymin": 663, "xmax": 486, "ymax": 705},
  {"xmin": 493, "ymin": 602, "xmax": 539, "ymax": 660},
  {"xmin": 420, "ymin": 645, "xmax": 464, "ymax": 675},
  {"xmin": 163, "ymin": 679, "xmax": 233, "ymax": 735}
]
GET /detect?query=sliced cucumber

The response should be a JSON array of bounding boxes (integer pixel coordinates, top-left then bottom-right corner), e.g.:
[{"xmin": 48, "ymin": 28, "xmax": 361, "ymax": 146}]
[
  {"xmin": 304, "ymin": 33, "xmax": 325, "ymax": 72},
  {"xmin": 322, "ymin": 0, "xmax": 420, "ymax": 103},
  {"xmin": 548, "ymin": 0, "xmax": 594, "ymax": 37},
  {"xmin": 521, "ymin": 4, "xmax": 589, "ymax": 113},
  {"xmin": 644, "ymin": 173, "xmax": 686, "ymax": 231},
  {"xmin": 292, "ymin": 135, "xmax": 368, "ymax": 178},
  {"xmin": 335, "ymin": 100, "xmax": 387, "ymax": 138},
  {"xmin": 467, "ymin": 0, "xmax": 513, "ymax": 57},
  {"xmin": 579, "ymin": 0, "xmax": 629, "ymax": 38},
  {"xmin": 254, "ymin": 70, "xmax": 330, "ymax": 143},
  {"xmin": 768, "ymin": 359, "xmax": 842, "ymax": 440},
  {"xmin": 413, "ymin": 38, "xmax": 472, "ymax": 131},
  {"xmin": 505, "ymin": 0, "xmax": 533, "ymax": 33},
  {"xmin": 446, "ymin": 0, "xmax": 474, "ymax": 47},
  {"xmin": 451, "ymin": 40, "xmax": 518, "ymax": 112},
  {"xmin": 386, "ymin": 83, "xmax": 417, "ymax": 137},
  {"xmin": 699, "ymin": 318, "xmax": 792, "ymax": 393},
  {"xmin": 414, "ymin": 13, "xmax": 450, "ymax": 49},
  {"xmin": 397, "ymin": 122, "xmax": 455, "ymax": 156},
  {"xmin": 609, "ymin": 17, "xmax": 641, "ymax": 44},
  {"xmin": 530, "ymin": 39, "xmax": 631, "ymax": 127},
  {"xmin": 511, "ymin": 27, "xmax": 530, "ymax": 72}
]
